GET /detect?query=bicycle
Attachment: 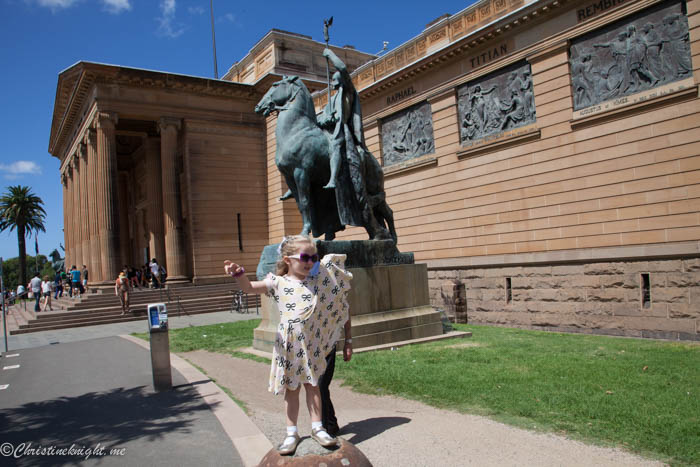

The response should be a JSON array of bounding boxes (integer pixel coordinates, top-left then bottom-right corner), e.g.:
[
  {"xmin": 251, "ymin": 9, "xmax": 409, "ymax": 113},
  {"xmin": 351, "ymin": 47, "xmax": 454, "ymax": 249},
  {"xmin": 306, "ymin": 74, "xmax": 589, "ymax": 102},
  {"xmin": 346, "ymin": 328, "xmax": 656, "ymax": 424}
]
[{"xmin": 230, "ymin": 290, "xmax": 244, "ymax": 313}]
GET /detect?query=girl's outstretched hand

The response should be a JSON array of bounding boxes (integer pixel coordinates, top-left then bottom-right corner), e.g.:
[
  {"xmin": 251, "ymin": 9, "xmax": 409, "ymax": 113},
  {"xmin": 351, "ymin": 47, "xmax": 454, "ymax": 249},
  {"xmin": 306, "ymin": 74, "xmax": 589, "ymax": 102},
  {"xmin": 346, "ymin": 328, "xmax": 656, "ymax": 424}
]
[{"xmin": 224, "ymin": 260, "xmax": 243, "ymax": 277}]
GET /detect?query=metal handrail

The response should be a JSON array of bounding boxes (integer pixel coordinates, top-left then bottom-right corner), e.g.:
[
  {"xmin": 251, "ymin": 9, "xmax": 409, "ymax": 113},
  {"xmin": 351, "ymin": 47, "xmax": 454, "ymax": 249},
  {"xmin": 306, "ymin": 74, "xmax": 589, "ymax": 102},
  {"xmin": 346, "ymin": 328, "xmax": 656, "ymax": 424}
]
[
  {"xmin": 7, "ymin": 289, "xmax": 30, "ymax": 313},
  {"xmin": 156, "ymin": 287, "xmax": 188, "ymax": 317},
  {"xmin": 176, "ymin": 295, "xmax": 188, "ymax": 317}
]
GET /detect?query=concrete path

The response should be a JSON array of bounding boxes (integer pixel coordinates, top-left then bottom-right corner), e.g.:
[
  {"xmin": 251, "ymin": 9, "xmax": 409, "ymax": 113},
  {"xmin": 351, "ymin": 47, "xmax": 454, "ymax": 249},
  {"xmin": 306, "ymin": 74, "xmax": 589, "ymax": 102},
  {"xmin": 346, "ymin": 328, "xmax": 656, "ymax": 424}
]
[{"xmin": 183, "ymin": 350, "xmax": 666, "ymax": 467}]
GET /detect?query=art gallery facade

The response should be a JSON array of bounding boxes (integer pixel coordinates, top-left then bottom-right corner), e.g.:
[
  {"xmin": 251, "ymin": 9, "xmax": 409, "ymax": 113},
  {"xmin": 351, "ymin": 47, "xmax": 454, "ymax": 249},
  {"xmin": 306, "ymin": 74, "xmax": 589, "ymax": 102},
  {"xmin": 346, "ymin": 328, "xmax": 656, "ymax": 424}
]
[{"xmin": 49, "ymin": 0, "xmax": 700, "ymax": 340}]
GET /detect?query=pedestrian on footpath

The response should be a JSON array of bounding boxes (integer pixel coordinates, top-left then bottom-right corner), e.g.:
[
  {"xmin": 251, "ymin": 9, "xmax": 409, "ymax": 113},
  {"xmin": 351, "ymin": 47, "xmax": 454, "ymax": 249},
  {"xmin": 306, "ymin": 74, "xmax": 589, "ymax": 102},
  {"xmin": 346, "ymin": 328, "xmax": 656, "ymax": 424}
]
[
  {"xmin": 41, "ymin": 275, "xmax": 53, "ymax": 311},
  {"xmin": 61, "ymin": 268, "xmax": 71, "ymax": 298},
  {"xmin": 54, "ymin": 271, "xmax": 63, "ymax": 299},
  {"xmin": 115, "ymin": 271, "xmax": 131, "ymax": 315},
  {"xmin": 82, "ymin": 265, "xmax": 89, "ymax": 294},
  {"xmin": 70, "ymin": 265, "xmax": 82, "ymax": 299},
  {"xmin": 16, "ymin": 284, "xmax": 25, "ymax": 303},
  {"xmin": 149, "ymin": 258, "xmax": 162, "ymax": 288},
  {"xmin": 224, "ymin": 235, "xmax": 352, "ymax": 455},
  {"xmin": 29, "ymin": 272, "xmax": 42, "ymax": 312}
]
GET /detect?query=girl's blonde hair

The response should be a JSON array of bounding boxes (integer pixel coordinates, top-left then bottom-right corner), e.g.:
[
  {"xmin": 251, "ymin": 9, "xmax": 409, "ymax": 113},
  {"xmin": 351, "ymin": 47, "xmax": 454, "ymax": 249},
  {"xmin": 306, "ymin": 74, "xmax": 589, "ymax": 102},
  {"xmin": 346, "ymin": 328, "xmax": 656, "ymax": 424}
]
[{"xmin": 275, "ymin": 235, "xmax": 315, "ymax": 275}]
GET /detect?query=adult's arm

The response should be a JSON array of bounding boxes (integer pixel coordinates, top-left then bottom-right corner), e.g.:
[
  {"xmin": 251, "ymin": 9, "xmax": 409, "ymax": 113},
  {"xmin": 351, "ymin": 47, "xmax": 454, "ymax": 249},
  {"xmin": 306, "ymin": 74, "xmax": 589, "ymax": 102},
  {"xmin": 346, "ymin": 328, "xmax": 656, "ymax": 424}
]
[{"xmin": 343, "ymin": 315, "xmax": 352, "ymax": 361}]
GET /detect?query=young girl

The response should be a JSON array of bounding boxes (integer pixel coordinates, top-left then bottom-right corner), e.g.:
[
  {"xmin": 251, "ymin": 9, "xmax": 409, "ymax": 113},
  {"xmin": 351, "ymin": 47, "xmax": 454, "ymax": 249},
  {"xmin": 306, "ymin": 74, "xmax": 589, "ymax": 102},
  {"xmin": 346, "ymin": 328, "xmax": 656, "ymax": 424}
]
[{"xmin": 224, "ymin": 235, "xmax": 352, "ymax": 455}]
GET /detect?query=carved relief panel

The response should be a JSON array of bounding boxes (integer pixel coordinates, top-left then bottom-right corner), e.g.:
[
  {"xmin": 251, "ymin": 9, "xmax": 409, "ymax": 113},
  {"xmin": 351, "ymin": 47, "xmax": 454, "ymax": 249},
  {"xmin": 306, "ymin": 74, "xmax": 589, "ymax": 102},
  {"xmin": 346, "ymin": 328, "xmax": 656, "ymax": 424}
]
[
  {"xmin": 569, "ymin": 0, "xmax": 691, "ymax": 111},
  {"xmin": 457, "ymin": 61, "xmax": 536, "ymax": 144},
  {"xmin": 381, "ymin": 101, "xmax": 435, "ymax": 167}
]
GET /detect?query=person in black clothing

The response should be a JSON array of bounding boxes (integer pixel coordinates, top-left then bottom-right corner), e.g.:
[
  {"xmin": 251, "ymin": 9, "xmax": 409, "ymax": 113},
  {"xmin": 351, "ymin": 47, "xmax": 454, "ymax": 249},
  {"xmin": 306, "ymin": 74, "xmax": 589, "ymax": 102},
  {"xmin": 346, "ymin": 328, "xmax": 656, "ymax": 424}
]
[
  {"xmin": 318, "ymin": 317, "xmax": 353, "ymax": 436},
  {"xmin": 54, "ymin": 271, "xmax": 63, "ymax": 299}
]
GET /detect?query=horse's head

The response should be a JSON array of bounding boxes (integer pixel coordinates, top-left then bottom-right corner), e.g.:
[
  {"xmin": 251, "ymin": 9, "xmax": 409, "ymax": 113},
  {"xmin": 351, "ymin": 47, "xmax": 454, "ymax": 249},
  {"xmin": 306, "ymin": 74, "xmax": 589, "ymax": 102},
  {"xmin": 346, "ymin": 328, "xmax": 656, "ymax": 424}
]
[{"xmin": 255, "ymin": 76, "xmax": 304, "ymax": 117}]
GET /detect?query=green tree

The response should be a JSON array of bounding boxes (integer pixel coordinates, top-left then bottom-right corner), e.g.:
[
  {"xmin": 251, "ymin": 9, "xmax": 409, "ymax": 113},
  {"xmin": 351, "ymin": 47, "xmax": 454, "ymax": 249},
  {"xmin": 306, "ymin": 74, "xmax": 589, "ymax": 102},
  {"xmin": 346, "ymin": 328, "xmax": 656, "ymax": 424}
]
[
  {"xmin": 0, "ymin": 185, "xmax": 46, "ymax": 287},
  {"xmin": 1, "ymin": 255, "xmax": 53, "ymax": 291}
]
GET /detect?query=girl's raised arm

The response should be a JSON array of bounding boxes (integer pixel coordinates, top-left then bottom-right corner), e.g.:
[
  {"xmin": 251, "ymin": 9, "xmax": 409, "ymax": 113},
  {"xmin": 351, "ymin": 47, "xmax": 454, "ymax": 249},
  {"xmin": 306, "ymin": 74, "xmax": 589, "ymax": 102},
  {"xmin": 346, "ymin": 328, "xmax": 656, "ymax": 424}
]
[{"xmin": 224, "ymin": 260, "xmax": 269, "ymax": 295}]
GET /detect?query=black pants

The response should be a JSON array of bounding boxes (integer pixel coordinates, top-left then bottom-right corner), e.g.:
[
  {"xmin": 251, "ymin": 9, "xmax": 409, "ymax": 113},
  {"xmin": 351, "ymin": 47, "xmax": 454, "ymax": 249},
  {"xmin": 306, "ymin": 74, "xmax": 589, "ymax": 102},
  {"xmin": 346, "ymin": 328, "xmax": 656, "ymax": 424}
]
[{"xmin": 319, "ymin": 347, "xmax": 339, "ymax": 434}]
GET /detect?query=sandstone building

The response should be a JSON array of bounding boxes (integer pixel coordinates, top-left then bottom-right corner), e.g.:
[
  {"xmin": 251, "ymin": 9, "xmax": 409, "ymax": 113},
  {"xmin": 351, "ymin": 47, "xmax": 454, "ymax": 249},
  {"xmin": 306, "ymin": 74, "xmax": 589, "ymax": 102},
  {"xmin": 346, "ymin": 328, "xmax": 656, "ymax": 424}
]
[{"xmin": 50, "ymin": 0, "xmax": 700, "ymax": 340}]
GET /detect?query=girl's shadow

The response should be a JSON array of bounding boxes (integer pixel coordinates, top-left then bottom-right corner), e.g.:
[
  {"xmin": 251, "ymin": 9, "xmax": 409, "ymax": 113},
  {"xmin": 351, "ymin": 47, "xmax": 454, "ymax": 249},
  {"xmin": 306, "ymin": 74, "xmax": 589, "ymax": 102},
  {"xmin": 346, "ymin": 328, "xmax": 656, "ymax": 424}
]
[{"xmin": 341, "ymin": 416, "xmax": 411, "ymax": 444}]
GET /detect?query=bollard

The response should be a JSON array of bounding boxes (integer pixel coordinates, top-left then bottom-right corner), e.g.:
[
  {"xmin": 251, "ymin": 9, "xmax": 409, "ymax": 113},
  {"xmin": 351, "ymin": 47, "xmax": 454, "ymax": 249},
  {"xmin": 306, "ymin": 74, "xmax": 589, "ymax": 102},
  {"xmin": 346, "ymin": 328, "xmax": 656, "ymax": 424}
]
[{"xmin": 148, "ymin": 303, "xmax": 172, "ymax": 391}]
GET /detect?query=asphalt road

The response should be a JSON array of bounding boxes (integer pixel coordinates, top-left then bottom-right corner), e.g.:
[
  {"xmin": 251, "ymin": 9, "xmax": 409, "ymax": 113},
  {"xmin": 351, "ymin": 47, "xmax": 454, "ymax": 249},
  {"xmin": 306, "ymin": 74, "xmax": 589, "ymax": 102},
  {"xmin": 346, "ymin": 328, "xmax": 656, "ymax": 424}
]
[{"xmin": 0, "ymin": 336, "xmax": 243, "ymax": 467}]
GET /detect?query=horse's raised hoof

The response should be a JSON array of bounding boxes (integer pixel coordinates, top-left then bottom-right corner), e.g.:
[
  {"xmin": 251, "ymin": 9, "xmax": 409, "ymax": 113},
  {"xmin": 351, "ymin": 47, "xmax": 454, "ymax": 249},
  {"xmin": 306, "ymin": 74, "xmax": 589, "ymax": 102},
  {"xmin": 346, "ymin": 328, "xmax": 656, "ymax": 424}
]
[
  {"xmin": 323, "ymin": 182, "xmax": 336, "ymax": 189},
  {"xmin": 279, "ymin": 190, "xmax": 293, "ymax": 201}
]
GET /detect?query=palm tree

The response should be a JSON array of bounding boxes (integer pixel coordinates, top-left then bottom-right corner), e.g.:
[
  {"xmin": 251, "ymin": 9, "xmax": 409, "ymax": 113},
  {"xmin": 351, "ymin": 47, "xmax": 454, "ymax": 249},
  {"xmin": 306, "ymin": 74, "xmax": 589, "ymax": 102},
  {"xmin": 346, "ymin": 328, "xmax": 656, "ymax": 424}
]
[{"xmin": 0, "ymin": 185, "xmax": 46, "ymax": 287}]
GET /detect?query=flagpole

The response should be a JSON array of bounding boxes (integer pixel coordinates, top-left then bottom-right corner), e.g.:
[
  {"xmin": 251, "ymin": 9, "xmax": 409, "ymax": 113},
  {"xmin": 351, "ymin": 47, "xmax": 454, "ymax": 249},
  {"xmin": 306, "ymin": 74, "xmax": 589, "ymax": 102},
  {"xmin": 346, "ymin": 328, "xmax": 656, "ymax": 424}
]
[
  {"xmin": 210, "ymin": 0, "xmax": 219, "ymax": 79},
  {"xmin": 35, "ymin": 235, "xmax": 39, "ymax": 275}
]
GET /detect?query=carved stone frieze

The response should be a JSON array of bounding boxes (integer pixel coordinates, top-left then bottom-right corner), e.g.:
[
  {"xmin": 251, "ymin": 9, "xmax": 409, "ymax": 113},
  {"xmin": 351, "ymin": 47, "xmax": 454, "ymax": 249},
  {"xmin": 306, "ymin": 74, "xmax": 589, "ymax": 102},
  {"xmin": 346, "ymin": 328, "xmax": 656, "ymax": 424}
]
[
  {"xmin": 380, "ymin": 101, "xmax": 435, "ymax": 167},
  {"xmin": 569, "ymin": 0, "xmax": 691, "ymax": 111},
  {"xmin": 457, "ymin": 61, "xmax": 536, "ymax": 144}
]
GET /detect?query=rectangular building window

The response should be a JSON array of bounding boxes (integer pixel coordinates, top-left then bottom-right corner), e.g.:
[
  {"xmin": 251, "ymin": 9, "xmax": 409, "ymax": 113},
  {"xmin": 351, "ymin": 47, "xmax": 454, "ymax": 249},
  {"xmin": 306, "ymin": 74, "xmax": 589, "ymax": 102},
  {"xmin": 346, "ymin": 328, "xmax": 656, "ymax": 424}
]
[
  {"xmin": 506, "ymin": 277, "xmax": 512, "ymax": 303},
  {"xmin": 641, "ymin": 273, "xmax": 651, "ymax": 309}
]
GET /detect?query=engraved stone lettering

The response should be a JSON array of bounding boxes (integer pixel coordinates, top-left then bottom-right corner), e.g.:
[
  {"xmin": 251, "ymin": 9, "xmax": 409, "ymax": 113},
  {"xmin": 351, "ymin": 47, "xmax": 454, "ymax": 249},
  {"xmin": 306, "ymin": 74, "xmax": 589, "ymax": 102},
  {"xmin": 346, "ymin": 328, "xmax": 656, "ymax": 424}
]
[
  {"xmin": 469, "ymin": 44, "xmax": 508, "ymax": 68},
  {"xmin": 577, "ymin": 0, "xmax": 629, "ymax": 22}
]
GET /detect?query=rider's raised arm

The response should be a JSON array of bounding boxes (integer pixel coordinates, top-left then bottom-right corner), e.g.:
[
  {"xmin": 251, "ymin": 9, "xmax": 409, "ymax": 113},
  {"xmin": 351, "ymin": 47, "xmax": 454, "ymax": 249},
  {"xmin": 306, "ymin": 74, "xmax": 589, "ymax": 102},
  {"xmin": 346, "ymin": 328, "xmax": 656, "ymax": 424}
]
[{"xmin": 323, "ymin": 48, "xmax": 349, "ymax": 79}]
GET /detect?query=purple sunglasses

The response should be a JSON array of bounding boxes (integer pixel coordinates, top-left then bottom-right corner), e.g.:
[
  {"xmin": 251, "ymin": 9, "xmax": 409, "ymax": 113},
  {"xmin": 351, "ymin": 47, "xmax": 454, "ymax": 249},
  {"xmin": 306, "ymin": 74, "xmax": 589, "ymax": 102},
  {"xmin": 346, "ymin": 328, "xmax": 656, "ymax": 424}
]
[{"xmin": 288, "ymin": 253, "xmax": 319, "ymax": 263}]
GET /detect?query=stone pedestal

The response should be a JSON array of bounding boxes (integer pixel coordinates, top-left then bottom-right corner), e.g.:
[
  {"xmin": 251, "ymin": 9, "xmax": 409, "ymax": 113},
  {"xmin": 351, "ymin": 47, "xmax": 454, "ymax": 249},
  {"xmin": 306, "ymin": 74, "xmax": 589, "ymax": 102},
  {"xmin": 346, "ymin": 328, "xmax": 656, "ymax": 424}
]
[
  {"xmin": 258, "ymin": 438, "xmax": 371, "ymax": 466},
  {"xmin": 253, "ymin": 240, "xmax": 444, "ymax": 352}
]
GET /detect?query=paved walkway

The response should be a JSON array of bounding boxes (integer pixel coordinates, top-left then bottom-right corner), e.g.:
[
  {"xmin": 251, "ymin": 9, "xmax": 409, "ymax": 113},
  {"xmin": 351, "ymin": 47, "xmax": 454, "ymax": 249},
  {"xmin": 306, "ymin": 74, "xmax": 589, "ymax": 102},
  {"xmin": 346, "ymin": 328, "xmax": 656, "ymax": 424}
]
[{"xmin": 0, "ymin": 336, "xmax": 246, "ymax": 466}]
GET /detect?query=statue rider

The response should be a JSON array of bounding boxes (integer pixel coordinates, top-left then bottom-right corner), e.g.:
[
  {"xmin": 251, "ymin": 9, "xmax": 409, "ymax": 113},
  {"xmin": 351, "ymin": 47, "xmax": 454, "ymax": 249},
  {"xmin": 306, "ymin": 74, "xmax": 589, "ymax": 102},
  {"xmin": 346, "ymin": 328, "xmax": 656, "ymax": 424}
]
[{"xmin": 317, "ymin": 48, "xmax": 392, "ymax": 240}]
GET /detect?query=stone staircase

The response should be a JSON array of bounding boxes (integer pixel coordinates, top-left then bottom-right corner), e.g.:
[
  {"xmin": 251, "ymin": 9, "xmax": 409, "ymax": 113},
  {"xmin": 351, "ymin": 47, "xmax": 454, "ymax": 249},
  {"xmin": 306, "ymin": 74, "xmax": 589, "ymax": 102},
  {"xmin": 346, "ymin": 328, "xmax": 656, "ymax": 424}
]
[{"xmin": 9, "ymin": 283, "xmax": 260, "ymax": 335}]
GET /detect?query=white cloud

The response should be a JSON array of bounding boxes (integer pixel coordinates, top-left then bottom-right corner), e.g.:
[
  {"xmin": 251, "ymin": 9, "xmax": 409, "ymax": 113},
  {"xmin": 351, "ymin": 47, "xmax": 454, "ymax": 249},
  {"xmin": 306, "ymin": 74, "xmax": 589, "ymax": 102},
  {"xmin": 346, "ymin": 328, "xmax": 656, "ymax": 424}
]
[
  {"xmin": 36, "ymin": 0, "xmax": 79, "ymax": 9},
  {"xmin": 102, "ymin": 0, "xmax": 131, "ymax": 14},
  {"xmin": 188, "ymin": 6, "xmax": 204, "ymax": 15},
  {"xmin": 223, "ymin": 13, "xmax": 235, "ymax": 23},
  {"xmin": 34, "ymin": 0, "xmax": 131, "ymax": 14},
  {"xmin": 157, "ymin": 0, "xmax": 185, "ymax": 38},
  {"xmin": 0, "ymin": 161, "xmax": 42, "ymax": 180}
]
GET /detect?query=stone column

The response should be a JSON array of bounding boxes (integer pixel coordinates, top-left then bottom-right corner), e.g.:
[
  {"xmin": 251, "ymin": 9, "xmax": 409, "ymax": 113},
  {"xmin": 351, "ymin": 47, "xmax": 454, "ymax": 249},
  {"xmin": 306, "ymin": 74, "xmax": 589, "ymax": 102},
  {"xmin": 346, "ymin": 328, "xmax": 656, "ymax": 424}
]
[
  {"xmin": 158, "ymin": 117, "xmax": 187, "ymax": 285},
  {"xmin": 145, "ymin": 137, "xmax": 165, "ymax": 266},
  {"xmin": 65, "ymin": 165, "xmax": 74, "ymax": 270},
  {"xmin": 86, "ymin": 129, "xmax": 102, "ymax": 282},
  {"xmin": 71, "ymin": 154, "xmax": 83, "ymax": 272},
  {"xmin": 61, "ymin": 172, "xmax": 70, "ymax": 272},
  {"xmin": 95, "ymin": 112, "xmax": 121, "ymax": 282},
  {"xmin": 118, "ymin": 172, "xmax": 131, "ymax": 267},
  {"xmin": 78, "ymin": 143, "xmax": 90, "ymax": 275}
]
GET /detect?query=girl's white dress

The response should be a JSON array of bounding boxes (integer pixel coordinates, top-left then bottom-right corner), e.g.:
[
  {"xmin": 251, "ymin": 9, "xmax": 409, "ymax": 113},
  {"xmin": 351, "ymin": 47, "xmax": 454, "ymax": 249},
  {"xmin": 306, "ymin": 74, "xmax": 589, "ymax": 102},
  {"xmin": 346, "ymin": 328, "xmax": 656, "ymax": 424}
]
[{"xmin": 265, "ymin": 254, "xmax": 352, "ymax": 394}]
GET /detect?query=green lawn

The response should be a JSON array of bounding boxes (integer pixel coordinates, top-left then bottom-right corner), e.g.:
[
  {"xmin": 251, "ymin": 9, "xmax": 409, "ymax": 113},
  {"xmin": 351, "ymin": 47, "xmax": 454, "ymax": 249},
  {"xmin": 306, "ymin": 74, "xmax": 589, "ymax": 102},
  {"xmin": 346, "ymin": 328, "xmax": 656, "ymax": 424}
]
[{"xmin": 137, "ymin": 320, "xmax": 699, "ymax": 465}]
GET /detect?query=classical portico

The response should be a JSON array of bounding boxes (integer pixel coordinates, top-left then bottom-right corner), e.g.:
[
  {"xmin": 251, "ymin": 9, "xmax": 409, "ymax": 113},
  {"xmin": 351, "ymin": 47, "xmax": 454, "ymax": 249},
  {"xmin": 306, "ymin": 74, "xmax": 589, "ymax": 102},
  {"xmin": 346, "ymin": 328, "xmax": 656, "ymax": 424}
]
[{"xmin": 49, "ymin": 63, "xmax": 271, "ymax": 286}]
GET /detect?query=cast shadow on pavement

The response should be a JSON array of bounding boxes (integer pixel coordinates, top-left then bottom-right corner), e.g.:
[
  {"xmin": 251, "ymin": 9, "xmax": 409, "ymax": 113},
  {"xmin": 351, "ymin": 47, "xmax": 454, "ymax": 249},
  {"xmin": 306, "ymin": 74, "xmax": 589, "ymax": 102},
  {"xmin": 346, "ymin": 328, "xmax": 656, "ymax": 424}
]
[
  {"xmin": 0, "ymin": 384, "xmax": 219, "ymax": 467},
  {"xmin": 341, "ymin": 416, "xmax": 411, "ymax": 444}
]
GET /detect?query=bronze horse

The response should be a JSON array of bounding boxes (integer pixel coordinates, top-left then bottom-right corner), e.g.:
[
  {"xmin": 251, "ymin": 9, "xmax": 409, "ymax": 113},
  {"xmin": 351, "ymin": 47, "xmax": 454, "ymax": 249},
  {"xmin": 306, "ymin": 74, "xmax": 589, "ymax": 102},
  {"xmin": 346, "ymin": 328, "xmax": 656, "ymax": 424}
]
[{"xmin": 255, "ymin": 76, "xmax": 396, "ymax": 241}]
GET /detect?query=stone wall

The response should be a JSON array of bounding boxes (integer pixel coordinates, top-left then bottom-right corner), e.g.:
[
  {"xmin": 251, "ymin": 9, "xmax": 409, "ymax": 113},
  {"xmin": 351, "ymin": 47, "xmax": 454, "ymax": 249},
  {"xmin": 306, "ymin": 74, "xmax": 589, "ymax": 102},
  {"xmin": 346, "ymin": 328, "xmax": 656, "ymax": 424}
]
[{"xmin": 430, "ymin": 257, "xmax": 700, "ymax": 340}]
